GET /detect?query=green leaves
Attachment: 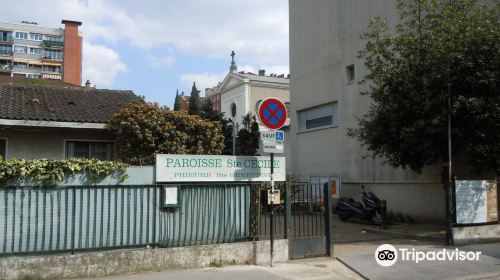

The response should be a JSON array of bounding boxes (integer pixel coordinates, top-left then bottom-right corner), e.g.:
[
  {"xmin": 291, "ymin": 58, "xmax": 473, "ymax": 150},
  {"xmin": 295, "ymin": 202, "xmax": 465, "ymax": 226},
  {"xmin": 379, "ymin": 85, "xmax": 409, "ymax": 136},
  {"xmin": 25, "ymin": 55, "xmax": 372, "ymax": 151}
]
[
  {"xmin": 351, "ymin": 0, "xmax": 500, "ymax": 174},
  {"xmin": 237, "ymin": 113, "xmax": 260, "ymax": 156},
  {"xmin": 0, "ymin": 158, "xmax": 128, "ymax": 186},
  {"xmin": 108, "ymin": 100, "xmax": 225, "ymax": 165}
]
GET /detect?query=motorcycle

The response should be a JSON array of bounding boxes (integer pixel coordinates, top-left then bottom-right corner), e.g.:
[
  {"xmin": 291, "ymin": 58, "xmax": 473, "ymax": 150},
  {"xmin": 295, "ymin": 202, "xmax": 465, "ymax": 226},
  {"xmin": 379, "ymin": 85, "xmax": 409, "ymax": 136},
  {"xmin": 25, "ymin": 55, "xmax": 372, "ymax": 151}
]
[{"xmin": 335, "ymin": 185, "xmax": 383, "ymax": 225}]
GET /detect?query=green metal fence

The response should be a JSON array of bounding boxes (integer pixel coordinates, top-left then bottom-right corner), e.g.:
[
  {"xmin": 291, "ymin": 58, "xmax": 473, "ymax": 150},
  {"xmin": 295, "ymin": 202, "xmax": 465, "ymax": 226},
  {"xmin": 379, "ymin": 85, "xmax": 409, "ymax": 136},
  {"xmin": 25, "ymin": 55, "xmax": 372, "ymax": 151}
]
[{"xmin": 0, "ymin": 183, "xmax": 253, "ymax": 256}]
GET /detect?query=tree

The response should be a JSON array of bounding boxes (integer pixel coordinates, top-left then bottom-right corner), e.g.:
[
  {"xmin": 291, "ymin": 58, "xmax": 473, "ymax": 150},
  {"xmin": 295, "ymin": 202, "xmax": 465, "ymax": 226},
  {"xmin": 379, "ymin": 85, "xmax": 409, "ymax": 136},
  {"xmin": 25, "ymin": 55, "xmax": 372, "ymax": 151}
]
[
  {"xmin": 201, "ymin": 99, "xmax": 219, "ymax": 121},
  {"xmin": 200, "ymin": 99, "xmax": 234, "ymax": 155},
  {"xmin": 109, "ymin": 100, "xmax": 225, "ymax": 165},
  {"xmin": 348, "ymin": 0, "xmax": 500, "ymax": 175},
  {"xmin": 173, "ymin": 89, "xmax": 182, "ymax": 111},
  {"xmin": 188, "ymin": 82, "xmax": 202, "ymax": 116},
  {"xmin": 237, "ymin": 113, "xmax": 260, "ymax": 156}
]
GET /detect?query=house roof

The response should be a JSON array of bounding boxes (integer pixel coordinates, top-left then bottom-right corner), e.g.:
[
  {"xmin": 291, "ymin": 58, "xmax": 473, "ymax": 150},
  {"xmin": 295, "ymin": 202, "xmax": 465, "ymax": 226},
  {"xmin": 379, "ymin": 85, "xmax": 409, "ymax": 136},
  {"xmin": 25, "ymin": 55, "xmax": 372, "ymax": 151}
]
[{"xmin": 0, "ymin": 83, "xmax": 139, "ymax": 124}]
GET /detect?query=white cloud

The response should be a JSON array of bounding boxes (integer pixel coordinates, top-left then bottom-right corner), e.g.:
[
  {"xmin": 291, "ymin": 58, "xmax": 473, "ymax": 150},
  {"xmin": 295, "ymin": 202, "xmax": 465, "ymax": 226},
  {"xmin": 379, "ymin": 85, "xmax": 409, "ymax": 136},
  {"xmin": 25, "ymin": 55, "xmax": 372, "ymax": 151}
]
[
  {"xmin": 145, "ymin": 54, "xmax": 175, "ymax": 68},
  {"xmin": 0, "ymin": 0, "xmax": 289, "ymax": 66},
  {"xmin": 82, "ymin": 41, "xmax": 127, "ymax": 87},
  {"xmin": 179, "ymin": 72, "xmax": 227, "ymax": 94}
]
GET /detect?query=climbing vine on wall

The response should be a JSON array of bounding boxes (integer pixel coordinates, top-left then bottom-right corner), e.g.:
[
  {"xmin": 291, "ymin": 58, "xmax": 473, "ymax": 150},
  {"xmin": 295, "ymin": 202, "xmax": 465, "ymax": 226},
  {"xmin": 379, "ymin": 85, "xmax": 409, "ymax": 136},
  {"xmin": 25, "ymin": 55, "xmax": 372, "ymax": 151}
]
[{"xmin": 0, "ymin": 158, "xmax": 129, "ymax": 186}]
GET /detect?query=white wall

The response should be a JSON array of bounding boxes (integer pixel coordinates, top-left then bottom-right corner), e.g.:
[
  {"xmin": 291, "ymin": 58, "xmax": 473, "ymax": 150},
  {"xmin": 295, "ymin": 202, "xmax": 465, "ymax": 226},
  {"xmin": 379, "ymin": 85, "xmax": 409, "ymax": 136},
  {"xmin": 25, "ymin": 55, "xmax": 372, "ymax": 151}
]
[{"xmin": 220, "ymin": 82, "xmax": 248, "ymax": 125}]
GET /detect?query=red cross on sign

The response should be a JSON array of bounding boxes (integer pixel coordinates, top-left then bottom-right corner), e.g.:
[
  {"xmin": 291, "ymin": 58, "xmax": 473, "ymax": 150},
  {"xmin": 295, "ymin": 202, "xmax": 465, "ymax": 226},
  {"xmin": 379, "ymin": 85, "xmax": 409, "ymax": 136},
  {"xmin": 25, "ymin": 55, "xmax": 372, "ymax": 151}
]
[{"xmin": 258, "ymin": 98, "xmax": 287, "ymax": 130}]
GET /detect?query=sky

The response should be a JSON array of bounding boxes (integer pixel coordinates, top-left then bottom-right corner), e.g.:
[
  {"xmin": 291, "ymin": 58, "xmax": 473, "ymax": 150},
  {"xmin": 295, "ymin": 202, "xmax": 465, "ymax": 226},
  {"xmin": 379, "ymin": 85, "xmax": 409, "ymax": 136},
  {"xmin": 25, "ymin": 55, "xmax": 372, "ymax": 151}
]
[{"xmin": 1, "ymin": 0, "xmax": 289, "ymax": 107}]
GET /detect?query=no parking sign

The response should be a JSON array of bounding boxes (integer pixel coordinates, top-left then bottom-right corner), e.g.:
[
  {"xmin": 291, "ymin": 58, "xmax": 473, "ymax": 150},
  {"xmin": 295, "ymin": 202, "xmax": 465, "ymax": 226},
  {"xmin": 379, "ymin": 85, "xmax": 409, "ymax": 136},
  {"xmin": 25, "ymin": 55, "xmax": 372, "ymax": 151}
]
[{"xmin": 258, "ymin": 98, "xmax": 287, "ymax": 130}]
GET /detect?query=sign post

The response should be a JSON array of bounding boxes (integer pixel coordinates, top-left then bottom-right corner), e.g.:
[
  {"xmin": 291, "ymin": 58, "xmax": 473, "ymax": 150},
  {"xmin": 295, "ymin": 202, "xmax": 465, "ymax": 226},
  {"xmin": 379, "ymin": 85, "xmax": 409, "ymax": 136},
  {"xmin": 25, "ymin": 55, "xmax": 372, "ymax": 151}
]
[{"xmin": 258, "ymin": 97, "xmax": 287, "ymax": 267}]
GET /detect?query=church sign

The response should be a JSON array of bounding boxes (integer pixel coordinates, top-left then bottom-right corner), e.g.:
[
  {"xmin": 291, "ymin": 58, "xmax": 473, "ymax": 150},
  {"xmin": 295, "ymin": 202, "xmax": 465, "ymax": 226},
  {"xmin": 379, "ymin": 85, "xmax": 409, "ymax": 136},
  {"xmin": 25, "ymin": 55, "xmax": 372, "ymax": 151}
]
[
  {"xmin": 155, "ymin": 154, "xmax": 286, "ymax": 182},
  {"xmin": 455, "ymin": 180, "xmax": 498, "ymax": 224}
]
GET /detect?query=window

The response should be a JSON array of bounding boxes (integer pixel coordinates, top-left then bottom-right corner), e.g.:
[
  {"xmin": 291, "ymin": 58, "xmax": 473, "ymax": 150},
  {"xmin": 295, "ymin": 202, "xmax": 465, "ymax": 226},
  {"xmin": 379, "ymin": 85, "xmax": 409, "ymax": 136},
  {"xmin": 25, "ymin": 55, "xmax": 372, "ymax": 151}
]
[
  {"xmin": 65, "ymin": 141, "xmax": 114, "ymax": 161},
  {"xmin": 298, "ymin": 102, "xmax": 338, "ymax": 132},
  {"xmin": 284, "ymin": 102, "xmax": 291, "ymax": 118},
  {"xmin": 255, "ymin": 100, "xmax": 262, "ymax": 112},
  {"xmin": 14, "ymin": 46, "xmax": 27, "ymax": 54},
  {"xmin": 15, "ymin": 32, "xmax": 28, "ymax": 40},
  {"xmin": 27, "ymin": 73, "xmax": 41, "ymax": 79},
  {"xmin": 346, "ymin": 64, "xmax": 355, "ymax": 83},
  {"xmin": 42, "ymin": 65, "xmax": 61, "ymax": 73},
  {"xmin": 44, "ymin": 49, "xmax": 62, "ymax": 60},
  {"xmin": 30, "ymin": 34, "xmax": 43, "ymax": 41},
  {"xmin": 231, "ymin": 103, "xmax": 237, "ymax": 118},
  {"xmin": 14, "ymin": 62, "xmax": 27, "ymax": 68},
  {"xmin": 0, "ymin": 31, "xmax": 13, "ymax": 41},
  {"xmin": 0, "ymin": 45, "xmax": 11, "ymax": 55},
  {"xmin": 29, "ymin": 47, "xmax": 43, "ymax": 55},
  {"xmin": 0, "ymin": 139, "xmax": 6, "ymax": 160}
]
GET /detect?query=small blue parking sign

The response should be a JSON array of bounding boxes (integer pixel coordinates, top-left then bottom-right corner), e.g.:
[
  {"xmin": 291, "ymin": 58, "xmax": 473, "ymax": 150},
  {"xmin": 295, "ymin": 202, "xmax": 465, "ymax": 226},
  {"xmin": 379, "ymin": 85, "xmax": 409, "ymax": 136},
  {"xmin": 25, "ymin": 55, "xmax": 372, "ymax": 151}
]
[{"xmin": 275, "ymin": 131, "xmax": 284, "ymax": 141}]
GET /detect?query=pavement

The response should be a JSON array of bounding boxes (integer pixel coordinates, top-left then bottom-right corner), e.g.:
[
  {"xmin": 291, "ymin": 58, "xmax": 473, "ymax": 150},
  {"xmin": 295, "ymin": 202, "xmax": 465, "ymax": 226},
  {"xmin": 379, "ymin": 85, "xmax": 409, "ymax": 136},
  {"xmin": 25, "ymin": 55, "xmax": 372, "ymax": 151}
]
[
  {"xmin": 335, "ymin": 239, "xmax": 500, "ymax": 280},
  {"xmin": 80, "ymin": 258, "xmax": 363, "ymax": 280},
  {"xmin": 80, "ymin": 219, "xmax": 499, "ymax": 280}
]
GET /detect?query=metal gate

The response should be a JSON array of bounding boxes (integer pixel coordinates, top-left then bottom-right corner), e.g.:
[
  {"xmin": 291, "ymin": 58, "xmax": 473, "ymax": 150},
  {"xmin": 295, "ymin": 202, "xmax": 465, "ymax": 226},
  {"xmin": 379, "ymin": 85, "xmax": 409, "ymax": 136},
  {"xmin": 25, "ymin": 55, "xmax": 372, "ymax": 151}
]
[{"xmin": 288, "ymin": 182, "xmax": 334, "ymax": 259}]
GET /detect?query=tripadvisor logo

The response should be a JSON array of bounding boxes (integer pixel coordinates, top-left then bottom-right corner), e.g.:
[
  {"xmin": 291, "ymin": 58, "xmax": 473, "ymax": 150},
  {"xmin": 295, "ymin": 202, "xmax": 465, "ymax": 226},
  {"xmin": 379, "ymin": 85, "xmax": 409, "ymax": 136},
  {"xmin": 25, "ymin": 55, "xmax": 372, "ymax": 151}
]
[
  {"xmin": 375, "ymin": 244, "xmax": 482, "ymax": 267},
  {"xmin": 375, "ymin": 244, "xmax": 397, "ymax": 267}
]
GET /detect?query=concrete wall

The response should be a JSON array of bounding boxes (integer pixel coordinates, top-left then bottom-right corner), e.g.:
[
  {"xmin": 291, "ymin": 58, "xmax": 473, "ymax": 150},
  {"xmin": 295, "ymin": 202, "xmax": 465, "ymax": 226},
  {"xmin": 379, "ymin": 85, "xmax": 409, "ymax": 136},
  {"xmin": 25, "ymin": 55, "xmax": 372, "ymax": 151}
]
[
  {"xmin": 0, "ymin": 127, "xmax": 115, "ymax": 160},
  {"xmin": 453, "ymin": 224, "xmax": 500, "ymax": 245},
  {"xmin": 289, "ymin": 0, "xmax": 444, "ymax": 222},
  {"xmin": 0, "ymin": 240, "xmax": 288, "ymax": 280}
]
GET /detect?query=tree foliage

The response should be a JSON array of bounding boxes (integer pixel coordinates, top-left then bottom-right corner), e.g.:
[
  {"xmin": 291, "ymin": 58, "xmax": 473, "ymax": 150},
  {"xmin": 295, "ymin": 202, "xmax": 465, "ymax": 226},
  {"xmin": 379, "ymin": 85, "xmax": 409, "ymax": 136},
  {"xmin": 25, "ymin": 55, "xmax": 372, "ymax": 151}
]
[
  {"xmin": 349, "ymin": 0, "xmax": 500, "ymax": 174},
  {"xmin": 173, "ymin": 89, "xmax": 182, "ymax": 111},
  {"xmin": 237, "ymin": 113, "xmax": 260, "ymax": 156},
  {"xmin": 188, "ymin": 82, "xmax": 202, "ymax": 116},
  {"xmin": 0, "ymin": 158, "xmax": 128, "ymax": 186},
  {"xmin": 200, "ymin": 99, "xmax": 234, "ymax": 155},
  {"xmin": 109, "ymin": 101, "xmax": 225, "ymax": 165}
]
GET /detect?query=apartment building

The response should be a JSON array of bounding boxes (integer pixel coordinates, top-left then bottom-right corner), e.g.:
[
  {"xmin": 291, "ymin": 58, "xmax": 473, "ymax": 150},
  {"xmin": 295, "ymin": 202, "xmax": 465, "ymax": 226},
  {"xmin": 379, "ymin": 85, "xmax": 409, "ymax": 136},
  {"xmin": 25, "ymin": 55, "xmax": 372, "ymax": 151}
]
[
  {"xmin": 204, "ymin": 86, "xmax": 221, "ymax": 113},
  {"xmin": 0, "ymin": 20, "xmax": 82, "ymax": 86}
]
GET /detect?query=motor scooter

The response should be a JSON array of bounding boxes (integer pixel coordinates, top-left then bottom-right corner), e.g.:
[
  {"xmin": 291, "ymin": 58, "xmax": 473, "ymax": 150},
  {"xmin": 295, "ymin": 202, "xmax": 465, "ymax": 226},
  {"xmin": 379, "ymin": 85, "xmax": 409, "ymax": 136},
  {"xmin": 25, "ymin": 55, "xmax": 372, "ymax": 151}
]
[{"xmin": 335, "ymin": 185, "xmax": 383, "ymax": 225}]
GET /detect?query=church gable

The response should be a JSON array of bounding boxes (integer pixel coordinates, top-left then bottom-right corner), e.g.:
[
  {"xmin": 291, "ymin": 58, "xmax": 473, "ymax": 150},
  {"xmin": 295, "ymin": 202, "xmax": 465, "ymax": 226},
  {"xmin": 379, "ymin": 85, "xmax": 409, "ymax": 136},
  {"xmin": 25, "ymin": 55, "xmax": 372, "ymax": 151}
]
[{"xmin": 218, "ymin": 74, "xmax": 244, "ymax": 91}]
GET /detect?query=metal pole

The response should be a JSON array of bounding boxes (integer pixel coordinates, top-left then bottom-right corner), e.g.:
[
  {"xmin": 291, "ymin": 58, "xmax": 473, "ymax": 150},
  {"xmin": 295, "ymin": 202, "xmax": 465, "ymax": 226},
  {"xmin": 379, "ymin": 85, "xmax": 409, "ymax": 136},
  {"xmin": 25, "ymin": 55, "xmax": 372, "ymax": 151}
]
[
  {"xmin": 232, "ymin": 121, "xmax": 237, "ymax": 156},
  {"xmin": 448, "ymin": 97, "xmax": 452, "ymax": 184},
  {"xmin": 270, "ymin": 153, "xmax": 274, "ymax": 267}
]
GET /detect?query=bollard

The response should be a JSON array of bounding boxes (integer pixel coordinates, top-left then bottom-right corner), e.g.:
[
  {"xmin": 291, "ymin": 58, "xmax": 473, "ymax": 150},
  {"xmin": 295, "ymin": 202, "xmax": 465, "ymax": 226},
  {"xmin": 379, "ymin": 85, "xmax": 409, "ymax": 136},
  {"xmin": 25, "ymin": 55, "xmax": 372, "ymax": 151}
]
[{"xmin": 380, "ymin": 200, "xmax": 387, "ymax": 229}]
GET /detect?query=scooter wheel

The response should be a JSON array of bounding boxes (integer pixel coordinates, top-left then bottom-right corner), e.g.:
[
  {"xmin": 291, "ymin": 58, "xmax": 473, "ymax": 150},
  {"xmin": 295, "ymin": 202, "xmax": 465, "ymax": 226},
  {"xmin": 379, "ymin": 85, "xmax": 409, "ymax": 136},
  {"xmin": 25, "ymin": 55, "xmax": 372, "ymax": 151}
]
[{"xmin": 338, "ymin": 211, "xmax": 349, "ymax": 222}]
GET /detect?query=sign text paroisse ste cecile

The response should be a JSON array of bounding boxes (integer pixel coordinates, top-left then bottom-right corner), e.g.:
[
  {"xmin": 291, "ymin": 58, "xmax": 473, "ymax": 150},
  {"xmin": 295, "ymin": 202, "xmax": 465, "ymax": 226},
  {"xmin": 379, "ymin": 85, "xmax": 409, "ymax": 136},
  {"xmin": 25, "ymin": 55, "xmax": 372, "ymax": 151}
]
[{"xmin": 156, "ymin": 154, "xmax": 286, "ymax": 182}]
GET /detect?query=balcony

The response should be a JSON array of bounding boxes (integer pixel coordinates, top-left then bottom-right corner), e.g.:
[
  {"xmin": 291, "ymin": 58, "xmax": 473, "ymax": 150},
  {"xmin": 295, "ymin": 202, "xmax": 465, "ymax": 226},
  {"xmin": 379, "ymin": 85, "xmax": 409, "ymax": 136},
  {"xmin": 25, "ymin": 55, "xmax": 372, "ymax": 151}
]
[
  {"xmin": 42, "ymin": 55, "xmax": 63, "ymax": 62},
  {"xmin": 0, "ymin": 50, "xmax": 12, "ymax": 56},
  {"xmin": 12, "ymin": 66, "xmax": 42, "ymax": 74},
  {"xmin": 0, "ymin": 65, "xmax": 12, "ymax": 73},
  {"xmin": 0, "ymin": 38, "xmax": 13, "ymax": 44},
  {"xmin": 41, "ymin": 69, "xmax": 62, "ymax": 75},
  {"xmin": 42, "ymin": 40, "xmax": 64, "ymax": 48}
]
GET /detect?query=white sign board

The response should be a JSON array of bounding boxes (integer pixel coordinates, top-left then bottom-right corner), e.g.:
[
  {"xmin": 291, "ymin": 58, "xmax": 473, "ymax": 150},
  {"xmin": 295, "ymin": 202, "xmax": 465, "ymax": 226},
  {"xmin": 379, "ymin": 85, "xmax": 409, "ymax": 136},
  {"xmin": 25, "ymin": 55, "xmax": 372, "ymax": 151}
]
[
  {"xmin": 260, "ymin": 130, "xmax": 285, "ymax": 142},
  {"xmin": 156, "ymin": 154, "xmax": 286, "ymax": 182},
  {"xmin": 262, "ymin": 141, "xmax": 284, "ymax": 154},
  {"xmin": 163, "ymin": 186, "xmax": 178, "ymax": 207},
  {"xmin": 456, "ymin": 180, "xmax": 498, "ymax": 224}
]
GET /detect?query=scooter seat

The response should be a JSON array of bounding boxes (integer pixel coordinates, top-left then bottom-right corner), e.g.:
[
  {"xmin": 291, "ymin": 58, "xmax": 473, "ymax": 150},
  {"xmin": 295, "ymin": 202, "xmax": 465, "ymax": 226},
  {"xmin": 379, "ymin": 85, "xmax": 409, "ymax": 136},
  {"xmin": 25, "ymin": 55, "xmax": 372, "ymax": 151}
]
[
  {"xmin": 337, "ymin": 197, "xmax": 364, "ymax": 209},
  {"xmin": 353, "ymin": 201, "xmax": 363, "ymax": 209}
]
